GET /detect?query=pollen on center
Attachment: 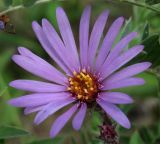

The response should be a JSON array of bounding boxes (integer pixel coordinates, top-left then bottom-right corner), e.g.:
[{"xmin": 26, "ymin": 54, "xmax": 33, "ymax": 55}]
[{"xmin": 67, "ymin": 69, "xmax": 99, "ymax": 102}]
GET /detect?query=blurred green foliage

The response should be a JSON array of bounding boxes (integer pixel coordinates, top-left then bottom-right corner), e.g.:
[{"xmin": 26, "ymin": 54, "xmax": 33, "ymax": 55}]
[
  {"xmin": 0, "ymin": 0, "xmax": 160, "ymax": 144},
  {"xmin": 0, "ymin": 126, "xmax": 30, "ymax": 139}
]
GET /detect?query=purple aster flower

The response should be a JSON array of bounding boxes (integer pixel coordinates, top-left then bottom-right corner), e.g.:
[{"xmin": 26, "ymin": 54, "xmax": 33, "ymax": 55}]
[{"xmin": 8, "ymin": 6, "xmax": 151, "ymax": 138}]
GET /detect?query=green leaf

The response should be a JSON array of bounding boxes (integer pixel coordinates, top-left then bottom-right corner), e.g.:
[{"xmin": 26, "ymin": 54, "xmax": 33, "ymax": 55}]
[
  {"xmin": 145, "ymin": 0, "xmax": 160, "ymax": 5},
  {"xmin": 131, "ymin": 34, "xmax": 160, "ymax": 68},
  {"xmin": 89, "ymin": 139, "xmax": 102, "ymax": 144},
  {"xmin": 71, "ymin": 137, "xmax": 77, "ymax": 144},
  {"xmin": 0, "ymin": 87, "xmax": 8, "ymax": 97},
  {"xmin": 22, "ymin": 0, "xmax": 38, "ymax": 7},
  {"xmin": 3, "ymin": 0, "xmax": 13, "ymax": 7},
  {"xmin": 0, "ymin": 49, "xmax": 14, "ymax": 72},
  {"xmin": 0, "ymin": 125, "xmax": 30, "ymax": 139},
  {"xmin": 139, "ymin": 127, "xmax": 153, "ymax": 144},
  {"xmin": 121, "ymin": 17, "xmax": 133, "ymax": 38},
  {"xmin": 27, "ymin": 137, "xmax": 62, "ymax": 144},
  {"xmin": 0, "ymin": 139, "xmax": 4, "ymax": 144},
  {"xmin": 130, "ymin": 131, "xmax": 144, "ymax": 144},
  {"xmin": 142, "ymin": 34, "xmax": 160, "ymax": 68},
  {"xmin": 142, "ymin": 22, "xmax": 149, "ymax": 41}
]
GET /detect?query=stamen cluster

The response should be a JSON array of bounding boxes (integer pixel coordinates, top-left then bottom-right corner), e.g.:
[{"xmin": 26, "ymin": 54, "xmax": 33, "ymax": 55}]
[{"xmin": 68, "ymin": 69, "xmax": 99, "ymax": 102}]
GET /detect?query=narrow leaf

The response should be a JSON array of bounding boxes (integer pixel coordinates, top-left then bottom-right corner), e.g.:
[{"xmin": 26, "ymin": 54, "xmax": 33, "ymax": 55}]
[
  {"xmin": 142, "ymin": 22, "xmax": 149, "ymax": 40},
  {"xmin": 130, "ymin": 131, "xmax": 144, "ymax": 144},
  {"xmin": 27, "ymin": 137, "xmax": 63, "ymax": 144},
  {"xmin": 145, "ymin": 0, "xmax": 160, "ymax": 5},
  {"xmin": 0, "ymin": 125, "xmax": 30, "ymax": 139}
]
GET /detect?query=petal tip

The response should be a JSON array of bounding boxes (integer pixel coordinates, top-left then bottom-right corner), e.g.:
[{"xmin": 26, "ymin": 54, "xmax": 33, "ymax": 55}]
[
  {"xmin": 56, "ymin": 6, "xmax": 64, "ymax": 14},
  {"xmin": 131, "ymin": 31, "xmax": 138, "ymax": 37},
  {"xmin": 32, "ymin": 21, "xmax": 37, "ymax": 27},
  {"xmin": 139, "ymin": 45, "xmax": 144, "ymax": 50},
  {"xmin": 42, "ymin": 18, "xmax": 48, "ymax": 25},
  {"xmin": 124, "ymin": 121, "xmax": 131, "ymax": 129},
  {"xmin": 9, "ymin": 81, "xmax": 15, "ymax": 87},
  {"xmin": 7, "ymin": 99, "xmax": 15, "ymax": 106},
  {"xmin": 146, "ymin": 62, "xmax": 152, "ymax": 68},
  {"xmin": 73, "ymin": 125, "xmax": 80, "ymax": 131},
  {"xmin": 85, "ymin": 5, "xmax": 91, "ymax": 11},
  {"xmin": 12, "ymin": 55, "xmax": 18, "ymax": 62},
  {"xmin": 50, "ymin": 131, "xmax": 56, "ymax": 139},
  {"xmin": 32, "ymin": 21, "xmax": 40, "ymax": 30},
  {"xmin": 118, "ymin": 16, "xmax": 125, "ymax": 23},
  {"xmin": 34, "ymin": 119, "xmax": 40, "ymax": 125}
]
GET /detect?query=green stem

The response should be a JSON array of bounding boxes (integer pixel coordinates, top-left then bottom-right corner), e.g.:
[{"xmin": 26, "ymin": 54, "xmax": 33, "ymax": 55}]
[
  {"xmin": 112, "ymin": 0, "xmax": 160, "ymax": 14},
  {"xmin": 0, "ymin": 0, "xmax": 52, "ymax": 15}
]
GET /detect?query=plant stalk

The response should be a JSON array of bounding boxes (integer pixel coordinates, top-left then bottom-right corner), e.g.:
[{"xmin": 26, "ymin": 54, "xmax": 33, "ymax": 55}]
[
  {"xmin": 0, "ymin": 0, "xmax": 52, "ymax": 15},
  {"xmin": 112, "ymin": 0, "xmax": 160, "ymax": 14}
]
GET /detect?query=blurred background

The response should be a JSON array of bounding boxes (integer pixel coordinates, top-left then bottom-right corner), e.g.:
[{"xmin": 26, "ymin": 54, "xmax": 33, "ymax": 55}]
[{"xmin": 0, "ymin": 0, "xmax": 160, "ymax": 144}]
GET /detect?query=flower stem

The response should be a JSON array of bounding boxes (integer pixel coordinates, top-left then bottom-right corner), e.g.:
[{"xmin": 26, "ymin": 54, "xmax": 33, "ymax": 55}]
[
  {"xmin": 0, "ymin": 0, "xmax": 52, "ymax": 15},
  {"xmin": 112, "ymin": 0, "xmax": 160, "ymax": 14},
  {"xmin": 99, "ymin": 111, "xmax": 119, "ymax": 144}
]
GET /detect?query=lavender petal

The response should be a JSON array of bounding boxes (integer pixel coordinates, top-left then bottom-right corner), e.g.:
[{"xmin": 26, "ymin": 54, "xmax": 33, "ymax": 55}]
[
  {"xmin": 8, "ymin": 92, "xmax": 70, "ymax": 107},
  {"xmin": 32, "ymin": 21, "xmax": 71, "ymax": 75},
  {"xmin": 12, "ymin": 54, "xmax": 67, "ymax": 85},
  {"xmin": 42, "ymin": 19, "xmax": 76, "ymax": 71},
  {"xmin": 10, "ymin": 80, "xmax": 66, "ymax": 93},
  {"xmin": 56, "ymin": 7, "xmax": 80, "ymax": 70},
  {"xmin": 99, "ymin": 92, "xmax": 133, "ymax": 104},
  {"xmin": 104, "ymin": 32, "xmax": 138, "ymax": 66},
  {"xmin": 72, "ymin": 103, "xmax": 87, "ymax": 130},
  {"xmin": 97, "ymin": 99, "xmax": 131, "ymax": 129},
  {"xmin": 34, "ymin": 97, "xmax": 75, "ymax": 125},
  {"xmin": 95, "ymin": 17, "xmax": 124, "ymax": 70},
  {"xmin": 102, "ymin": 77, "xmax": 145, "ymax": 90},
  {"xmin": 24, "ymin": 105, "xmax": 46, "ymax": 115},
  {"xmin": 50, "ymin": 104, "xmax": 78, "ymax": 138},
  {"xmin": 100, "ymin": 45, "xmax": 144, "ymax": 79},
  {"xmin": 79, "ymin": 6, "xmax": 91, "ymax": 67},
  {"xmin": 88, "ymin": 10, "xmax": 109, "ymax": 67},
  {"xmin": 104, "ymin": 62, "xmax": 151, "ymax": 83}
]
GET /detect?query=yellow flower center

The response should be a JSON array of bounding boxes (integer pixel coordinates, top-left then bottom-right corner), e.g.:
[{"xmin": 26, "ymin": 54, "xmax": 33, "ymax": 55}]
[{"xmin": 67, "ymin": 69, "xmax": 99, "ymax": 102}]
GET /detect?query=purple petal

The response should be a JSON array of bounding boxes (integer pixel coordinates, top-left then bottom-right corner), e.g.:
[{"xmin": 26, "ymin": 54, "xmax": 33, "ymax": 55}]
[
  {"xmin": 95, "ymin": 17, "xmax": 124, "ymax": 70},
  {"xmin": 79, "ymin": 6, "xmax": 91, "ymax": 67},
  {"xmin": 56, "ymin": 7, "xmax": 80, "ymax": 70},
  {"xmin": 88, "ymin": 10, "xmax": 109, "ymax": 67},
  {"xmin": 8, "ymin": 92, "xmax": 70, "ymax": 107},
  {"xmin": 32, "ymin": 21, "xmax": 71, "ymax": 75},
  {"xmin": 99, "ymin": 92, "xmax": 133, "ymax": 104},
  {"xmin": 72, "ymin": 103, "xmax": 87, "ymax": 130},
  {"xmin": 24, "ymin": 105, "xmax": 45, "ymax": 115},
  {"xmin": 100, "ymin": 45, "xmax": 144, "ymax": 79},
  {"xmin": 50, "ymin": 104, "xmax": 78, "ymax": 138},
  {"xmin": 97, "ymin": 99, "xmax": 131, "ymax": 129},
  {"xmin": 104, "ymin": 62, "xmax": 151, "ymax": 83},
  {"xmin": 102, "ymin": 77, "xmax": 145, "ymax": 90},
  {"xmin": 42, "ymin": 19, "xmax": 76, "ymax": 71},
  {"xmin": 18, "ymin": 47, "xmax": 42, "ymax": 62},
  {"xmin": 104, "ymin": 32, "xmax": 138, "ymax": 66},
  {"xmin": 18, "ymin": 47, "xmax": 67, "ymax": 81},
  {"xmin": 12, "ymin": 54, "xmax": 67, "ymax": 85},
  {"xmin": 34, "ymin": 97, "xmax": 76, "ymax": 125},
  {"xmin": 10, "ymin": 80, "xmax": 66, "ymax": 93}
]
